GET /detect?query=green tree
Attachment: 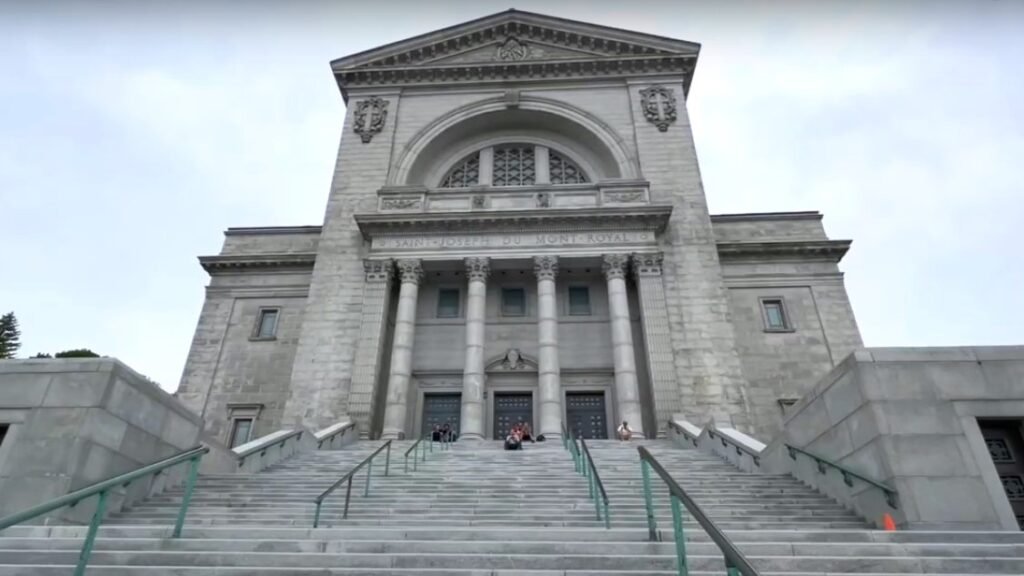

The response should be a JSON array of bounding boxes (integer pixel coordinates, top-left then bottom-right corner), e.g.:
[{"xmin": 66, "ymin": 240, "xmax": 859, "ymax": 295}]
[
  {"xmin": 54, "ymin": 349, "xmax": 100, "ymax": 358},
  {"xmin": 31, "ymin": 352, "xmax": 52, "ymax": 358},
  {"xmin": 0, "ymin": 312, "xmax": 21, "ymax": 359}
]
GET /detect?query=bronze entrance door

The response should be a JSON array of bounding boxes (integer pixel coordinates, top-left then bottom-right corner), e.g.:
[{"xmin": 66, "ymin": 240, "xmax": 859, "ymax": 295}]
[
  {"xmin": 421, "ymin": 393, "xmax": 461, "ymax": 437},
  {"xmin": 980, "ymin": 419, "xmax": 1024, "ymax": 529},
  {"xmin": 493, "ymin": 392, "xmax": 533, "ymax": 439},
  {"xmin": 566, "ymin": 391, "xmax": 608, "ymax": 439}
]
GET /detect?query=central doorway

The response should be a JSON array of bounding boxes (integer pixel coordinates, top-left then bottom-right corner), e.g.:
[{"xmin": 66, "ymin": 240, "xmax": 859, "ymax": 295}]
[
  {"xmin": 566, "ymin": 391, "xmax": 608, "ymax": 439},
  {"xmin": 493, "ymin": 392, "xmax": 533, "ymax": 439},
  {"xmin": 421, "ymin": 393, "xmax": 461, "ymax": 437},
  {"xmin": 979, "ymin": 419, "xmax": 1024, "ymax": 529}
]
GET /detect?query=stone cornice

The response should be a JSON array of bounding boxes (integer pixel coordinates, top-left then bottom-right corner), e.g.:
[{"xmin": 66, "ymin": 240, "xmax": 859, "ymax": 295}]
[
  {"xmin": 715, "ymin": 240, "xmax": 851, "ymax": 261},
  {"xmin": 331, "ymin": 10, "xmax": 699, "ymax": 99},
  {"xmin": 199, "ymin": 253, "xmax": 317, "ymax": 273},
  {"xmin": 224, "ymin": 226, "xmax": 322, "ymax": 236},
  {"xmin": 354, "ymin": 205, "xmax": 672, "ymax": 238},
  {"xmin": 710, "ymin": 211, "xmax": 822, "ymax": 223}
]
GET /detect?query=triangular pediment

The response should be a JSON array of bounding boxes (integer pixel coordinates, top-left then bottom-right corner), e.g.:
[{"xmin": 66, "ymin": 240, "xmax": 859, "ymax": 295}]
[{"xmin": 331, "ymin": 9, "xmax": 700, "ymax": 75}]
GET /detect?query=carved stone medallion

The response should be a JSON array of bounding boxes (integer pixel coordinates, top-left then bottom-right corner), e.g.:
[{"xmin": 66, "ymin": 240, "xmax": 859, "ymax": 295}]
[
  {"xmin": 496, "ymin": 37, "xmax": 530, "ymax": 61},
  {"xmin": 640, "ymin": 85, "xmax": 677, "ymax": 132},
  {"xmin": 353, "ymin": 96, "xmax": 388, "ymax": 143}
]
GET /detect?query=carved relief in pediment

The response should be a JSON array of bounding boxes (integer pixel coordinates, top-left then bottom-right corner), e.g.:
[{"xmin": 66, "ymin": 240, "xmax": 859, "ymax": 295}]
[{"xmin": 485, "ymin": 348, "xmax": 539, "ymax": 372}]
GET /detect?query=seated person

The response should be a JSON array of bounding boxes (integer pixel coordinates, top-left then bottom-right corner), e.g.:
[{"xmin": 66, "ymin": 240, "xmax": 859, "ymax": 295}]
[
  {"xmin": 431, "ymin": 424, "xmax": 442, "ymax": 442},
  {"xmin": 504, "ymin": 429, "xmax": 522, "ymax": 450},
  {"xmin": 441, "ymin": 422, "xmax": 456, "ymax": 443},
  {"xmin": 617, "ymin": 420, "xmax": 633, "ymax": 441},
  {"xmin": 520, "ymin": 421, "xmax": 535, "ymax": 443}
]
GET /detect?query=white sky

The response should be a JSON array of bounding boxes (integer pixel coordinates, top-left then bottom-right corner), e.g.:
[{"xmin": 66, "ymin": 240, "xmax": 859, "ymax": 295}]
[{"xmin": 2, "ymin": 0, "xmax": 1022, "ymax": 391}]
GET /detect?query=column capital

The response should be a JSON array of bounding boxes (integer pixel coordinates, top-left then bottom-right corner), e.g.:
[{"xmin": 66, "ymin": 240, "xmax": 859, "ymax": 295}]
[
  {"xmin": 395, "ymin": 259, "xmax": 423, "ymax": 285},
  {"xmin": 602, "ymin": 253, "xmax": 630, "ymax": 280},
  {"xmin": 533, "ymin": 255, "xmax": 559, "ymax": 281},
  {"xmin": 465, "ymin": 257, "xmax": 490, "ymax": 282},
  {"xmin": 632, "ymin": 252, "xmax": 664, "ymax": 277},
  {"xmin": 363, "ymin": 258, "xmax": 394, "ymax": 283}
]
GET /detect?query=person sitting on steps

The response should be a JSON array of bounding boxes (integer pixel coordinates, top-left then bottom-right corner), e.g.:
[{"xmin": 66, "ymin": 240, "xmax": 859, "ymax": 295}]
[
  {"xmin": 617, "ymin": 420, "xmax": 633, "ymax": 441},
  {"xmin": 518, "ymin": 420, "xmax": 536, "ymax": 443},
  {"xmin": 431, "ymin": 424, "xmax": 442, "ymax": 442},
  {"xmin": 504, "ymin": 424, "xmax": 523, "ymax": 450}
]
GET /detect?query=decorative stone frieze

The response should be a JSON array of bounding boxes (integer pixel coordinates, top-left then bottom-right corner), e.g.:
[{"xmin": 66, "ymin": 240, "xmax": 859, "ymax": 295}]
[
  {"xmin": 496, "ymin": 37, "xmax": 530, "ymax": 61},
  {"xmin": 381, "ymin": 197, "xmax": 421, "ymax": 211},
  {"xmin": 604, "ymin": 190, "xmax": 645, "ymax": 204},
  {"xmin": 363, "ymin": 258, "xmax": 394, "ymax": 282},
  {"xmin": 640, "ymin": 85, "xmax": 677, "ymax": 132},
  {"xmin": 395, "ymin": 259, "xmax": 423, "ymax": 284},
  {"xmin": 602, "ymin": 253, "xmax": 630, "ymax": 280},
  {"xmin": 632, "ymin": 252, "xmax": 664, "ymax": 277},
  {"xmin": 533, "ymin": 255, "xmax": 559, "ymax": 281},
  {"xmin": 465, "ymin": 257, "xmax": 491, "ymax": 281},
  {"xmin": 353, "ymin": 96, "xmax": 388, "ymax": 143}
]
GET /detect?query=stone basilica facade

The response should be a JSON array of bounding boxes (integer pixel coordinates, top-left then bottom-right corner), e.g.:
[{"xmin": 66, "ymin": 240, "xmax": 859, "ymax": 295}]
[{"xmin": 175, "ymin": 10, "xmax": 862, "ymax": 446}]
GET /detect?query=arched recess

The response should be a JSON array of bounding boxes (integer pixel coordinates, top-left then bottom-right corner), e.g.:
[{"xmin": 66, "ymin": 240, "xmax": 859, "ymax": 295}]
[{"xmin": 392, "ymin": 96, "xmax": 640, "ymax": 187}]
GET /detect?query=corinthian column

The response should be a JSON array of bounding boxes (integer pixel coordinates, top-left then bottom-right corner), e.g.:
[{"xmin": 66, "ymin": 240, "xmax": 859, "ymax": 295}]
[
  {"xmin": 459, "ymin": 257, "xmax": 490, "ymax": 440},
  {"xmin": 534, "ymin": 255, "xmax": 563, "ymax": 439},
  {"xmin": 603, "ymin": 254, "xmax": 645, "ymax": 438},
  {"xmin": 381, "ymin": 259, "xmax": 422, "ymax": 439}
]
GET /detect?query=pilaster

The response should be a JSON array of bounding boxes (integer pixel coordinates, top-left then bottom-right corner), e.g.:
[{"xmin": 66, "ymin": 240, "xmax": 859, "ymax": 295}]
[
  {"xmin": 632, "ymin": 252, "xmax": 681, "ymax": 435},
  {"xmin": 348, "ymin": 259, "xmax": 395, "ymax": 437}
]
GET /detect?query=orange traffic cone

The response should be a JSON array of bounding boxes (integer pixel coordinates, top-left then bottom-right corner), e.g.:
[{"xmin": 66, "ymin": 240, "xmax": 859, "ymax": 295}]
[{"xmin": 882, "ymin": 513, "xmax": 896, "ymax": 531}]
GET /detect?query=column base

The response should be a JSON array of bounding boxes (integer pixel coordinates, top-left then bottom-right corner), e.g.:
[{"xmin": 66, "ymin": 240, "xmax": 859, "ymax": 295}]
[
  {"xmin": 458, "ymin": 433, "xmax": 485, "ymax": 441},
  {"xmin": 380, "ymin": 430, "xmax": 406, "ymax": 440}
]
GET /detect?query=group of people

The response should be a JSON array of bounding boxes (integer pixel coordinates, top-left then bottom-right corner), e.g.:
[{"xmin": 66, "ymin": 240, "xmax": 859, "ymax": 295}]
[
  {"xmin": 503, "ymin": 420, "xmax": 535, "ymax": 450},
  {"xmin": 430, "ymin": 422, "xmax": 457, "ymax": 443}
]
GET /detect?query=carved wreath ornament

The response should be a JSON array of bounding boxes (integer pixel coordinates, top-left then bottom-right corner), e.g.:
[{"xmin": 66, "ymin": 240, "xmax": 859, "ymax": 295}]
[
  {"xmin": 353, "ymin": 96, "xmax": 388, "ymax": 143},
  {"xmin": 496, "ymin": 37, "xmax": 530, "ymax": 61},
  {"xmin": 640, "ymin": 85, "xmax": 677, "ymax": 132}
]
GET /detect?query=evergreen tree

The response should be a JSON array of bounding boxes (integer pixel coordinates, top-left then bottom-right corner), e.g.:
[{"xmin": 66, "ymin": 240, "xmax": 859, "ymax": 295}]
[
  {"xmin": 0, "ymin": 312, "xmax": 20, "ymax": 359},
  {"xmin": 54, "ymin": 348, "xmax": 99, "ymax": 358}
]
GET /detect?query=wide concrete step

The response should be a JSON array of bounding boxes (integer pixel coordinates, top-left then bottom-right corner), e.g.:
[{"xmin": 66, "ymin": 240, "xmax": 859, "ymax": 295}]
[{"xmin": 2, "ymin": 549, "xmax": 1024, "ymax": 573}]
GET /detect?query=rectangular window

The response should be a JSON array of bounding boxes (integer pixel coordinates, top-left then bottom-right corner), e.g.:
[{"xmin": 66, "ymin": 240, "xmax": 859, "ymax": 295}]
[
  {"xmin": 761, "ymin": 298, "xmax": 791, "ymax": 331},
  {"xmin": 501, "ymin": 288, "xmax": 526, "ymax": 316},
  {"xmin": 568, "ymin": 286, "xmax": 592, "ymax": 316},
  {"xmin": 436, "ymin": 288, "xmax": 460, "ymax": 318},
  {"xmin": 254, "ymin": 308, "xmax": 279, "ymax": 339},
  {"xmin": 229, "ymin": 418, "xmax": 253, "ymax": 448}
]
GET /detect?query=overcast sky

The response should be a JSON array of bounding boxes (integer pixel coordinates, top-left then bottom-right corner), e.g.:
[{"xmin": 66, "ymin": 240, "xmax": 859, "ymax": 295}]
[{"xmin": 2, "ymin": 0, "xmax": 1021, "ymax": 391}]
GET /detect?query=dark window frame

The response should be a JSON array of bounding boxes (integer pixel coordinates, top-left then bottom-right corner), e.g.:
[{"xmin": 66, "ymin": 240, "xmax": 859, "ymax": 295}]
[
  {"xmin": 228, "ymin": 418, "xmax": 254, "ymax": 448},
  {"xmin": 436, "ymin": 288, "xmax": 461, "ymax": 318},
  {"xmin": 251, "ymin": 307, "xmax": 281, "ymax": 341},
  {"xmin": 0, "ymin": 423, "xmax": 8, "ymax": 448},
  {"xmin": 760, "ymin": 297, "xmax": 793, "ymax": 332},
  {"xmin": 567, "ymin": 285, "xmax": 592, "ymax": 316},
  {"xmin": 501, "ymin": 287, "xmax": 527, "ymax": 317}
]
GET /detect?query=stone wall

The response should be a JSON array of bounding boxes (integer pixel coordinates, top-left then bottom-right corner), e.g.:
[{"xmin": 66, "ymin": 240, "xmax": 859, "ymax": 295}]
[
  {"xmin": 0, "ymin": 359, "xmax": 205, "ymax": 522},
  {"xmin": 761, "ymin": 347, "xmax": 1024, "ymax": 530}
]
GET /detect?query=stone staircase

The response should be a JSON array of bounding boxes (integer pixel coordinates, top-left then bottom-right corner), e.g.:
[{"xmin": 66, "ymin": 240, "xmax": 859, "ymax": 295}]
[{"xmin": 1, "ymin": 438, "xmax": 1023, "ymax": 574}]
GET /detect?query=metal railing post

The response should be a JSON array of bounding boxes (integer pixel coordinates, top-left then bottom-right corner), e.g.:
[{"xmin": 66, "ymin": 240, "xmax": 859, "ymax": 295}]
[
  {"xmin": 587, "ymin": 463, "xmax": 595, "ymax": 499},
  {"xmin": 670, "ymin": 495, "xmax": 688, "ymax": 576},
  {"xmin": 313, "ymin": 501, "xmax": 322, "ymax": 528},
  {"xmin": 603, "ymin": 499, "xmax": 611, "ymax": 529},
  {"xmin": 385, "ymin": 442, "xmax": 391, "ymax": 476},
  {"xmin": 343, "ymin": 477, "xmax": 354, "ymax": 519},
  {"xmin": 365, "ymin": 458, "xmax": 374, "ymax": 497},
  {"xmin": 591, "ymin": 474, "xmax": 601, "ymax": 521},
  {"xmin": 641, "ymin": 459, "xmax": 657, "ymax": 541},
  {"xmin": 172, "ymin": 455, "xmax": 201, "ymax": 538},
  {"xmin": 73, "ymin": 489, "xmax": 109, "ymax": 576}
]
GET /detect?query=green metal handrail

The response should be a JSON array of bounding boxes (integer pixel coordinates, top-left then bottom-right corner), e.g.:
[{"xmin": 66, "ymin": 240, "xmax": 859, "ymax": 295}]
[
  {"xmin": 0, "ymin": 444, "xmax": 208, "ymax": 576},
  {"xmin": 559, "ymin": 424, "xmax": 610, "ymax": 528},
  {"xmin": 405, "ymin": 435, "xmax": 444, "ymax": 472},
  {"xmin": 638, "ymin": 446, "xmax": 760, "ymax": 576},
  {"xmin": 235, "ymin": 429, "xmax": 304, "ymax": 467},
  {"xmin": 579, "ymin": 437, "xmax": 611, "ymax": 528},
  {"xmin": 316, "ymin": 422, "xmax": 355, "ymax": 449},
  {"xmin": 785, "ymin": 443, "xmax": 899, "ymax": 508},
  {"xmin": 313, "ymin": 440, "xmax": 392, "ymax": 528}
]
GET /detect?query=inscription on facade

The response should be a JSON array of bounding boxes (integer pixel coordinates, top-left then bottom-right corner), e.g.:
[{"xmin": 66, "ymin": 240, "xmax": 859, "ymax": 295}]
[{"xmin": 374, "ymin": 230, "xmax": 654, "ymax": 252}]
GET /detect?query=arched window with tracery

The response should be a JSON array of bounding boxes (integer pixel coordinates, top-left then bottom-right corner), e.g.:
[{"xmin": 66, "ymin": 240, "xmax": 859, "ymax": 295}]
[
  {"xmin": 438, "ymin": 143, "xmax": 590, "ymax": 188},
  {"xmin": 439, "ymin": 152, "xmax": 480, "ymax": 188},
  {"xmin": 548, "ymin": 149, "xmax": 589, "ymax": 185}
]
